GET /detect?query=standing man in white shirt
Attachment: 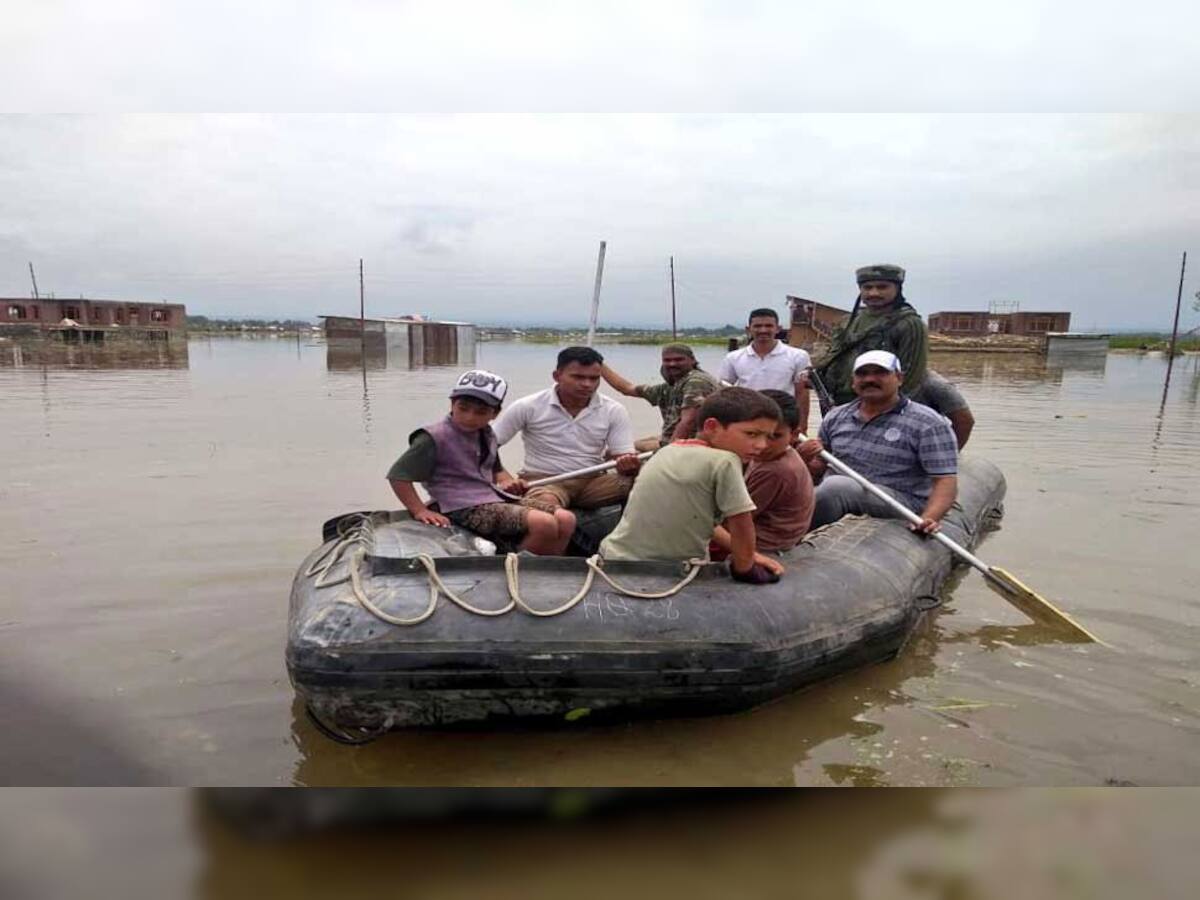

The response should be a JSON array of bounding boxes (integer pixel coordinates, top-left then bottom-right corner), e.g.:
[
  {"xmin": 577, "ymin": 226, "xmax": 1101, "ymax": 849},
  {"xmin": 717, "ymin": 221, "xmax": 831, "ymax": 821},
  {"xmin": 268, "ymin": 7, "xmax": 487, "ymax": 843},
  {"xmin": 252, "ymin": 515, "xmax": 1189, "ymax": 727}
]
[
  {"xmin": 718, "ymin": 307, "xmax": 812, "ymax": 432},
  {"xmin": 493, "ymin": 346, "xmax": 642, "ymax": 512}
]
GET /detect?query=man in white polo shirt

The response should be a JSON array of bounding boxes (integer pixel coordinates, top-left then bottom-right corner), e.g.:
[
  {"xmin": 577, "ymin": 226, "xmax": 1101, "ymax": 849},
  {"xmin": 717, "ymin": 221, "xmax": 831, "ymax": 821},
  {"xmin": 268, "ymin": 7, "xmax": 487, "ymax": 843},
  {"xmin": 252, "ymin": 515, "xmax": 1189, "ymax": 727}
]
[
  {"xmin": 493, "ymin": 346, "xmax": 641, "ymax": 512},
  {"xmin": 718, "ymin": 307, "xmax": 811, "ymax": 431}
]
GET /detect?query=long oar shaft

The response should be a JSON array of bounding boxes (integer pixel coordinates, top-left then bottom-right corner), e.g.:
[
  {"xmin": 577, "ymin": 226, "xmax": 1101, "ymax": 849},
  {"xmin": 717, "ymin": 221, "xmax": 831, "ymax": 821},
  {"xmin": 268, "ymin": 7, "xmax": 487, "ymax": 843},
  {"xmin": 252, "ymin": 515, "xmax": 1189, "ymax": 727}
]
[
  {"xmin": 524, "ymin": 450, "xmax": 654, "ymax": 488},
  {"xmin": 801, "ymin": 432, "xmax": 1102, "ymax": 643}
]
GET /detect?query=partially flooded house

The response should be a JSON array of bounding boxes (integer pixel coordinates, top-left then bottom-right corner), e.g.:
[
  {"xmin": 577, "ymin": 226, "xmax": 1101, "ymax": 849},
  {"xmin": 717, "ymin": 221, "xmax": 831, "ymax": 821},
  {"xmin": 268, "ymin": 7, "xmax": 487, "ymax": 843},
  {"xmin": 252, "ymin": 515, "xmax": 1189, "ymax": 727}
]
[
  {"xmin": 1, "ymin": 297, "xmax": 187, "ymax": 343},
  {"xmin": 786, "ymin": 296, "xmax": 853, "ymax": 350},
  {"xmin": 321, "ymin": 315, "xmax": 477, "ymax": 368}
]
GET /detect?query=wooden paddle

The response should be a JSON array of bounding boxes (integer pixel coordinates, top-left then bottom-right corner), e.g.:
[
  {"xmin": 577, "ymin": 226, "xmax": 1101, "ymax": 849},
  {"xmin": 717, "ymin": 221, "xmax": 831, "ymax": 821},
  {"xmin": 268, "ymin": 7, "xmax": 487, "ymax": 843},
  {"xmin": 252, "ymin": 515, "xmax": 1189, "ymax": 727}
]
[{"xmin": 801, "ymin": 432, "xmax": 1104, "ymax": 644}]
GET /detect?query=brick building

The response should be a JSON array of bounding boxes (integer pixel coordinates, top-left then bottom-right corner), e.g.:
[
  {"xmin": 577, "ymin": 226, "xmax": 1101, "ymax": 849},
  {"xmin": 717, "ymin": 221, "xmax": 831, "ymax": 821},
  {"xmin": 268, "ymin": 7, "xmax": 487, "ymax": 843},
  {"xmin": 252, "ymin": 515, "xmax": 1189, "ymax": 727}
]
[
  {"xmin": 1, "ymin": 297, "xmax": 186, "ymax": 341},
  {"xmin": 786, "ymin": 296, "xmax": 853, "ymax": 350},
  {"xmin": 928, "ymin": 310, "xmax": 1070, "ymax": 337}
]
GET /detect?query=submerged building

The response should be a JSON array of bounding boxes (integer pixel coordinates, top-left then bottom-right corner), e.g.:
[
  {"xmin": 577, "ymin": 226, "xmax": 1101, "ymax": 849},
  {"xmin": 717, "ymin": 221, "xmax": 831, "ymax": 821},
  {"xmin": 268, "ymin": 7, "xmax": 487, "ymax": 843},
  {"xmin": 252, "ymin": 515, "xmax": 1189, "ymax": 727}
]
[
  {"xmin": 786, "ymin": 296, "xmax": 853, "ymax": 350},
  {"xmin": 1, "ymin": 297, "xmax": 186, "ymax": 342},
  {"xmin": 321, "ymin": 315, "xmax": 477, "ymax": 368},
  {"xmin": 928, "ymin": 310, "xmax": 1071, "ymax": 337}
]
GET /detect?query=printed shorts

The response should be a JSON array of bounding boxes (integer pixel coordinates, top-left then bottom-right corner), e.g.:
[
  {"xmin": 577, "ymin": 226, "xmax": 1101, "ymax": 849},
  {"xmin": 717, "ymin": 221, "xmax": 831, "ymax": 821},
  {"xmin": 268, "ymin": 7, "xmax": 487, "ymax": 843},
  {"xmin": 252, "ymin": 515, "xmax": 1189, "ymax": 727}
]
[{"xmin": 447, "ymin": 502, "xmax": 530, "ymax": 544}]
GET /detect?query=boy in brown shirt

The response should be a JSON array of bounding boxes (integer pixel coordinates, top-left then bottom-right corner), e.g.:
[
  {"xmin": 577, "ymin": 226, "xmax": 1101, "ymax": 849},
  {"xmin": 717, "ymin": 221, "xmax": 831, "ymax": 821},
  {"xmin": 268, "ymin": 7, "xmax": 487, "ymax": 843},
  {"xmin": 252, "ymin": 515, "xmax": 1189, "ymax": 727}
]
[
  {"xmin": 712, "ymin": 389, "xmax": 814, "ymax": 555},
  {"xmin": 748, "ymin": 390, "xmax": 815, "ymax": 549},
  {"xmin": 710, "ymin": 391, "xmax": 816, "ymax": 561}
]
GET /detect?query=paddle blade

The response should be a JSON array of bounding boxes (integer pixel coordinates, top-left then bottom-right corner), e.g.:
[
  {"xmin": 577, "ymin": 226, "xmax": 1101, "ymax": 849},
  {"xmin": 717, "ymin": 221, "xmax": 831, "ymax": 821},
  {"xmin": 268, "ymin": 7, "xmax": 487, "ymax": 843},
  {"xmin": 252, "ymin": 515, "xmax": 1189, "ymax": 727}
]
[{"xmin": 984, "ymin": 566, "xmax": 1107, "ymax": 645}]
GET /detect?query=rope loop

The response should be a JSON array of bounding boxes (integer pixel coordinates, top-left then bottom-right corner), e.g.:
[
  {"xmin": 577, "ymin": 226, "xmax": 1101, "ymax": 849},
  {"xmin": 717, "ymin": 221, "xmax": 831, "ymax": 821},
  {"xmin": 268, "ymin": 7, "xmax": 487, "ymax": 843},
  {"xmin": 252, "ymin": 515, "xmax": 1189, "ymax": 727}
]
[{"xmin": 330, "ymin": 547, "xmax": 706, "ymax": 627}]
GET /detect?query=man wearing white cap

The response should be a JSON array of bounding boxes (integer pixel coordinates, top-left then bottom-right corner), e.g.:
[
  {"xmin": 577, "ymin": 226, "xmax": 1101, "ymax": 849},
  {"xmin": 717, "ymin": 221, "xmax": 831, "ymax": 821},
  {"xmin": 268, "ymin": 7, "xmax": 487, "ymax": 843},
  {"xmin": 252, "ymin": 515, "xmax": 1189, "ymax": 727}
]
[{"xmin": 808, "ymin": 350, "xmax": 958, "ymax": 534}]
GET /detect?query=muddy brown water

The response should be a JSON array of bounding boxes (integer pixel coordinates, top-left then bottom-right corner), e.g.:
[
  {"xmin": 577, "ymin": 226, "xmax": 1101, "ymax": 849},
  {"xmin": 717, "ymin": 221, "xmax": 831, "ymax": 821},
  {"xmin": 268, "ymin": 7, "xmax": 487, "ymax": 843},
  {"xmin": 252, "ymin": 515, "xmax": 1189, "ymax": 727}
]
[{"xmin": 1, "ymin": 338, "xmax": 1198, "ymax": 786}]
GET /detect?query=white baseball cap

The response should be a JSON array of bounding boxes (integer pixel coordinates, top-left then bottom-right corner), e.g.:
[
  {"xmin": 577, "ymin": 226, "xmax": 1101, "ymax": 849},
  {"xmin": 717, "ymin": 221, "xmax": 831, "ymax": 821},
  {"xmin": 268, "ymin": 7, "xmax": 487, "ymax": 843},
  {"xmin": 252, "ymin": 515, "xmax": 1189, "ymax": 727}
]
[
  {"xmin": 450, "ymin": 369, "xmax": 508, "ymax": 408},
  {"xmin": 853, "ymin": 350, "xmax": 902, "ymax": 373}
]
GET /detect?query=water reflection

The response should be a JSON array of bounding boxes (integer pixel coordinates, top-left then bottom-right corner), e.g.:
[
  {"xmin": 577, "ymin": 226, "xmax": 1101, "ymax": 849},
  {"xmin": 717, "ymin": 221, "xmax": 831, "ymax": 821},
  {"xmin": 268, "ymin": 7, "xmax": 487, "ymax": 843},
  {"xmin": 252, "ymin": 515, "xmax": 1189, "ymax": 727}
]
[
  {"xmin": 325, "ymin": 335, "xmax": 477, "ymax": 371},
  {"xmin": 284, "ymin": 604, "xmax": 944, "ymax": 788},
  {"xmin": 5, "ymin": 789, "xmax": 1194, "ymax": 898},
  {"xmin": 1046, "ymin": 352, "xmax": 1108, "ymax": 381},
  {"xmin": 928, "ymin": 351, "xmax": 1064, "ymax": 386},
  {"xmin": 326, "ymin": 345, "xmax": 389, "ymax": 371},
  {"xmin": 360, "ymin": 363, "xmax": 373, "ymax": 442},
  {"xmin": 1044, "ymin": 350, "xmax": 1108, "ymax": 377},
  {"xmin": 0, "ymin": 339, "xmax": 189, "ymax": 369},
  {"xmin": 191, "ymin": 790, "xmax": 942, "ymax": 899}
]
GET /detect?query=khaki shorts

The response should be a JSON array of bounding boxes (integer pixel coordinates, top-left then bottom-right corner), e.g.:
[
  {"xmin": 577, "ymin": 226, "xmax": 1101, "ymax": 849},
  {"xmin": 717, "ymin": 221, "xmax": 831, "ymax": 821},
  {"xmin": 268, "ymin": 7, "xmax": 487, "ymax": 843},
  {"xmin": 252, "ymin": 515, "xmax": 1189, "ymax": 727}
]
[
  {"xmin": 519, "ymin": 471, "xmax": 633, "ymax": 513},
  {"xmin": 447, "ymin": 502, "xmax": 530, "ymax": 544}
]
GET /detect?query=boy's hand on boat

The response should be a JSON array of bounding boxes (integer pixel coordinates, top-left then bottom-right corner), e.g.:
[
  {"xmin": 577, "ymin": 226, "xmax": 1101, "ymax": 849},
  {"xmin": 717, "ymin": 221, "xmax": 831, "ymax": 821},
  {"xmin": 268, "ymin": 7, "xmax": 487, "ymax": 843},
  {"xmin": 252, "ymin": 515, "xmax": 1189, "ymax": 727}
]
[
  {"xmin": 415, "ymin": 509, "xmax": 451, "ymax": 528},
  {"xmin": 753, "ymin": 553, "xmax": 786, "ymax": 577},
  {"xmin": 731, "ymin": 562, "xmax": 782, "ymax": 585}
]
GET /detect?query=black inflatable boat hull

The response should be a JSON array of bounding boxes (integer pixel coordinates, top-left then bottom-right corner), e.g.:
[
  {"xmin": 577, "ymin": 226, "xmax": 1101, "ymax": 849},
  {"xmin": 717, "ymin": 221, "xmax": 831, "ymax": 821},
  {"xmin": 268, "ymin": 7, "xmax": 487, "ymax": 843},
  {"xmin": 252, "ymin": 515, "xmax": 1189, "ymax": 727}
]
[{"xmin": 287, "ymin": 457, "xmax": 1005, "ymax": 733}]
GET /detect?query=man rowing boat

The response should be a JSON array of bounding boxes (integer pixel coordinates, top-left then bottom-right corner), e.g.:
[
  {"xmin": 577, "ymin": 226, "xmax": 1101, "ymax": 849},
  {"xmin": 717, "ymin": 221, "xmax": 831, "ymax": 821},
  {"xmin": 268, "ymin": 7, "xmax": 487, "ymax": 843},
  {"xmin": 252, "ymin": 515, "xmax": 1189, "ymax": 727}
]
[{"xmin": 808, "ymin": 350, "xmax": 958, "ymax": 534}]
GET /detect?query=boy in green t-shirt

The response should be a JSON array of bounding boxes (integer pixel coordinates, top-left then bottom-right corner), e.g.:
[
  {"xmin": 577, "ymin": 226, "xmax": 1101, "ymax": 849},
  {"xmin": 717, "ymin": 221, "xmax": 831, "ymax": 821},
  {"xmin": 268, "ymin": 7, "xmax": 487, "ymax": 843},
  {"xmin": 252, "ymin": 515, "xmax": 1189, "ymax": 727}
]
[{"xmin": 599, "ymin": 387, "xmax": 785, "ymax": 585}]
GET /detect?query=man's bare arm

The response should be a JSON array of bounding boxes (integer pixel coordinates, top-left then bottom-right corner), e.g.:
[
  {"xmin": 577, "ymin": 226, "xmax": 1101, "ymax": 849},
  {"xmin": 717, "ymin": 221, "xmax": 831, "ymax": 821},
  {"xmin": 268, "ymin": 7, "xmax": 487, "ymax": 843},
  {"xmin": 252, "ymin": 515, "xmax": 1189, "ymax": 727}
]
[
  {"xmin": 599, "ymin": 363, "xmax": 639, "ymax": 397},
  {"xmin": 670, "ymin": 405, "xmax": 701, "ymax": 441},
  {"xmin": 794, "ymin": 381, "xmax": 811, "ymax": 434},
  {"xmin": 913, "ymin": 475, "xmax": 957, "ymax": 534},
  {"xmin": 949, "ymin": 409, "xmax": 975, "ymax": 449},
  {"xmin": 725, "ymin": 512, "xmax": 758, "ymax": 574}
]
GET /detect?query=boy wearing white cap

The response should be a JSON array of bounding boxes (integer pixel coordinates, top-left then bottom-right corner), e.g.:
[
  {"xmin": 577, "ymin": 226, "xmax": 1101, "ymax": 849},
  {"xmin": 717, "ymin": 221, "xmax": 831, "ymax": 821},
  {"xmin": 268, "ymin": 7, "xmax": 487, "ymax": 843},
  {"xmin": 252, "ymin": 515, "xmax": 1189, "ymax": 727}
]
[
  {"xmin": 808, "ymin": 350, "xmax": 958, "ymax": 534},
  {"xmin": 388, "ymin": 370, "xmax": 576, "ymax": 555}
]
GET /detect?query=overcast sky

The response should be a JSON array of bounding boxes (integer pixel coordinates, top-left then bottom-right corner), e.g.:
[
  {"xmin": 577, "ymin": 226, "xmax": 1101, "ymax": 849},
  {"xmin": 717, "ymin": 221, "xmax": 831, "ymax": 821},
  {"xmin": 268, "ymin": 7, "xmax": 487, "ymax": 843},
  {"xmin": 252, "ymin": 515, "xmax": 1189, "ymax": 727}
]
[{"xmin": 2, "ymin": 5, "xmax": 1197, "ymax": 330}]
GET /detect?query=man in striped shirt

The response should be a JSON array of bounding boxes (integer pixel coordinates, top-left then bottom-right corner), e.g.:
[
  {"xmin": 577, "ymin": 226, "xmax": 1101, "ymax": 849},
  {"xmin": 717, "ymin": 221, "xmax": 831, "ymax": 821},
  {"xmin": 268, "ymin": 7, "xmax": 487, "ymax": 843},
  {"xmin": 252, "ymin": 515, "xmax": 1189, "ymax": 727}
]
[{"xmin": 808, "ymin": 350, "xmax": 958, "ymax": 534}]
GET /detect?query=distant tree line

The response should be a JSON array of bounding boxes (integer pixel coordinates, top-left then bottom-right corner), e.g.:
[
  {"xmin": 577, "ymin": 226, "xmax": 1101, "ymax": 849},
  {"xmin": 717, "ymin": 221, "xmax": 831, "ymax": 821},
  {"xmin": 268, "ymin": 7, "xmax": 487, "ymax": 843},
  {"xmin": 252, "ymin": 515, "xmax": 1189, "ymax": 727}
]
[{"xmin": 187, "ymin": 315, "xmax": 316, "ymax": 331}]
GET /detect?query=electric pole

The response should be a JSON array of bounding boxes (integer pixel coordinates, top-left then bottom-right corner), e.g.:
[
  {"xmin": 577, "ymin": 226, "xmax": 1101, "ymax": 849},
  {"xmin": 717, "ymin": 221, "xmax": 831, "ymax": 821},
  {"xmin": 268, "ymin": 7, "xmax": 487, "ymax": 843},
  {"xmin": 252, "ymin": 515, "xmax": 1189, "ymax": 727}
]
[{"xmin": 669, "ymin": 256, "xmax": 677, "ymax": 339}]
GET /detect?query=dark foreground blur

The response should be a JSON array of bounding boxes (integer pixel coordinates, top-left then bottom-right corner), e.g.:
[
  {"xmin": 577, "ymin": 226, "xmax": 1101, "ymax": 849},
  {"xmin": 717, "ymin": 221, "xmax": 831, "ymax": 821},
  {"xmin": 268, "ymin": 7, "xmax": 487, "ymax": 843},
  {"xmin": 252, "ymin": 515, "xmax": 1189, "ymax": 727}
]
[{"xmin": 0, "ymin": 789, "xmax": 1195, "ymax": 899}]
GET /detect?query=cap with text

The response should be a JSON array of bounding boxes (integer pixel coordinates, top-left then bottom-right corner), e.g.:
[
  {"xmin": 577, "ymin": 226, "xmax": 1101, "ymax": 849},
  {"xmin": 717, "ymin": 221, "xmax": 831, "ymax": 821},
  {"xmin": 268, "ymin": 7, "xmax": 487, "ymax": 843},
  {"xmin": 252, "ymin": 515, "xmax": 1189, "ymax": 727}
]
[
  {"xmin": 852, "ymin": 350, "xmax": 902, "ymax": 373},
  {"xmin": 450, "ymin": 369, "xmax": 508, "ymax": 408}
]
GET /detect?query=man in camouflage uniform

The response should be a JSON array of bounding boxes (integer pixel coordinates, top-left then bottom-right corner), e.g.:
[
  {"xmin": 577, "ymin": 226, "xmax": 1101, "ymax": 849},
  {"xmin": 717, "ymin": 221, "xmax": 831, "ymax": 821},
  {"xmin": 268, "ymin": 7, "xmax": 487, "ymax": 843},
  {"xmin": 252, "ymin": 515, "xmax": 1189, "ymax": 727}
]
[
  {"xmin": 812, "ymin": 264, "xmax": 929, "ymax": 408},
  {"xmin": 601, "ymin": 343, "xmax": 720, "ymax": 451}
]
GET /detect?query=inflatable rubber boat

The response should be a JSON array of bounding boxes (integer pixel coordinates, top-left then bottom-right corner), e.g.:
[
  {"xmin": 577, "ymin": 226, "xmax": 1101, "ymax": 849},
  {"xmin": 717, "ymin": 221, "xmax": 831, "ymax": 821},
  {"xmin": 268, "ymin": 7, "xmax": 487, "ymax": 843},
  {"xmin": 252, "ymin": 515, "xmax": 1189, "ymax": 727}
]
[{"xmin": 287, "ymin": 457, "xmax": 1005, "ymax": 741}]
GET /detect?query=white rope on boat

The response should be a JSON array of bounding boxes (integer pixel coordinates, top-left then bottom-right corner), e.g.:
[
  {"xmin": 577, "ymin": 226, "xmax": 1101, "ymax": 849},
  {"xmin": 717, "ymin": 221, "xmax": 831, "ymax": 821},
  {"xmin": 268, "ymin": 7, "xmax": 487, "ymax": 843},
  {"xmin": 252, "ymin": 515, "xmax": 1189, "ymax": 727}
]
[
  {"xmin": 582, "ymin": 554, "xmax": 705, "ymax": 599},
  {"xmin": 502, "ymin": 552, "xmax": 706, "ymax": 617},
  {"xmin": 503, "ymin": 552, "xmax": 597, "ymax": 617},
  {"xmin": 347, "ymin": 549, "xmax": 517, "ymax": 625},
  {"xmin": 341, "ymin": 548, "xmax": 704, "ymax": 626},
  {"xmin": 305, "ymin": 515, "xmax": 372, "ymax": 588},
  {"xmin": 348, "ymin": 548, "xmax": 440, "ymax": 626},
  {"xmin": 310, "ymin": 512, "xmax": 705, "ymax": 626}
]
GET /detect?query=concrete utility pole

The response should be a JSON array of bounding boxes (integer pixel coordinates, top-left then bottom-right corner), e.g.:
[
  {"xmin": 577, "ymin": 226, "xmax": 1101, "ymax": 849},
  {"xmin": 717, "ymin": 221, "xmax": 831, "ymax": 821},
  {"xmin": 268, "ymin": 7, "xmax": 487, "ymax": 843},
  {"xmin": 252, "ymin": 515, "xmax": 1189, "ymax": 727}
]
[
  {"xmin": 28, "ymin": 262, "xmax": 39, "ymax": 300},
  {"xmin": 359, "ymin": 258, "xmax": 365, "ymax": 340},
  {"xmin": 586, "ymin": 241, "xmax": 607, "ymax": 347},
  {"xmin": 669, "ymin": 256, "xmax": 677, "ymax": 339}
]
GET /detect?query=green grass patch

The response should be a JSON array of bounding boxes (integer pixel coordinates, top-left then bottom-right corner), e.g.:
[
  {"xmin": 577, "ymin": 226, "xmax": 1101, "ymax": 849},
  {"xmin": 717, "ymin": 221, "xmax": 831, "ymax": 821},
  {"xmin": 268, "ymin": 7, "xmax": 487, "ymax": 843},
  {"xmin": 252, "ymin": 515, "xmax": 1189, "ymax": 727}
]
[{"xmin": 1108, "ymin": 333, "xmax": 1200, "ymax": 351}]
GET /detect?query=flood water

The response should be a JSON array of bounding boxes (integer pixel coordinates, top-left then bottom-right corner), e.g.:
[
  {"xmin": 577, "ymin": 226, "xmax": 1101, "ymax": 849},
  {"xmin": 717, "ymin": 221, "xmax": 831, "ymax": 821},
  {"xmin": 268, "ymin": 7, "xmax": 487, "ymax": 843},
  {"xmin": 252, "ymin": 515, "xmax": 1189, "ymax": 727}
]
[{"xmin": 2, "ymin": 337, "xmax": 1198, "ymax": 786}]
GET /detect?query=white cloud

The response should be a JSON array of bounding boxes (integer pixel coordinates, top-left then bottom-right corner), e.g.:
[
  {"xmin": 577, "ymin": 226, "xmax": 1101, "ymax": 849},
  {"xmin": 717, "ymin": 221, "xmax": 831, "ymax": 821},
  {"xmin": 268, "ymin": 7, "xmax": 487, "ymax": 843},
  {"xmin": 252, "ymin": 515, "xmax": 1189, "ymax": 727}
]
[
  {"xmin": 3, "ymin": 2, "xmax": 1198, "ymax": 111},
  {"xmin": 1, "ymin": 114, "xmax": 1196, "ymax": 329}
]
